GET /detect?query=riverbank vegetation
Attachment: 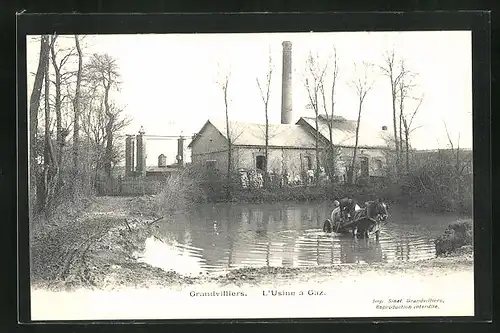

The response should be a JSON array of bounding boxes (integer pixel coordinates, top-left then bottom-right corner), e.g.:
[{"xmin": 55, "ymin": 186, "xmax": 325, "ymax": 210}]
[
  {"xmin": 172, "ymin": 152, "xmax": 472, "ymax": 215},
  {"xmin": 28, "ymin": 35, "xmax": 135, "ymax": 287},
  {"xmin": 29, "ymin": 35, "xmax": 130, "ymax": 230}
]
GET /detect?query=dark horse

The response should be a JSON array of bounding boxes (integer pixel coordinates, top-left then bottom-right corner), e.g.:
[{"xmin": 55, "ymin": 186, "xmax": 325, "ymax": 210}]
[
  {"xmin": 352, "ymin": 199, "xmax": 389, "ymax": 239},
  {"xmin": 323, "ymin": 199, "xmax": 389, "ymax": 240}
]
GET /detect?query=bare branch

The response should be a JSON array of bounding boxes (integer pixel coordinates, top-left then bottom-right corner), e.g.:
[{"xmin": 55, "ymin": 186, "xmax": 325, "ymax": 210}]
[
  {"xmin": 408, "ymin": 124, "xmax": 424, "ymax": 134},
  {"xmin": 442, "ymin": 120, "xmax": 454, "ymax": 150}
]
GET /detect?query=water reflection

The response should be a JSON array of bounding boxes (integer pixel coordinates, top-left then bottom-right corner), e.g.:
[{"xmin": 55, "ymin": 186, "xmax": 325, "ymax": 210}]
[{"xmin": 143, "ymin": 202, "xmax": 465, "ymax": 275}]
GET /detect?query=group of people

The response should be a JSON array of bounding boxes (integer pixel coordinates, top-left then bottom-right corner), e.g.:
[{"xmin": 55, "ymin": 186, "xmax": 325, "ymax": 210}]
[{"xmin": 330, "ymin": 197, "xmax": 362, "ymax": 225}]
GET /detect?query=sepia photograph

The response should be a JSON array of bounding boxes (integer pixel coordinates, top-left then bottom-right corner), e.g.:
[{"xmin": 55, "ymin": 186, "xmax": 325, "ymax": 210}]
[{"xmin": 25, "ymin": 29, "xmax": 475, "ymax": 321}]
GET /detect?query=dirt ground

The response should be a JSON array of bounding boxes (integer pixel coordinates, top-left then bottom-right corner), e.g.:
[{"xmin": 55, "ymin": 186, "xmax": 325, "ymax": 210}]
[{"xmin": 30, "ymin": 196, "xmax": 474, "ymax": 292}]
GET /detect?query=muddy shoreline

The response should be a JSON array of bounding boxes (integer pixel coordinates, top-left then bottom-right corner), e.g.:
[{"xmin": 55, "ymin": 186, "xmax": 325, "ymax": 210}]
[{"xmin": 30, "ymin": 196, "xmax": 474, "ymax": 292}]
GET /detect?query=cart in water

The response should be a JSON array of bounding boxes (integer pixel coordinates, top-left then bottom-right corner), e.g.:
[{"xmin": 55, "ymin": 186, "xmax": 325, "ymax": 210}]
[{"xmin": 323, "ymin": 200, "xmax": 389, "ymax": 240}]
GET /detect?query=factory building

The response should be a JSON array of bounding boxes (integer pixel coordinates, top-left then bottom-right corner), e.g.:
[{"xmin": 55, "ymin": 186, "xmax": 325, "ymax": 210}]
[{"xmin": 188, "ymin": 41, "xmax": 390, "ymax": 183}]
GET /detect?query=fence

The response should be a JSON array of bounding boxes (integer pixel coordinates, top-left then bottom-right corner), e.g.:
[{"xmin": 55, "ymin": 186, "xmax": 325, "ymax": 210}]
[{"xmin": 96, "ymin": 176, "xmax": 164, "ymax": 196}]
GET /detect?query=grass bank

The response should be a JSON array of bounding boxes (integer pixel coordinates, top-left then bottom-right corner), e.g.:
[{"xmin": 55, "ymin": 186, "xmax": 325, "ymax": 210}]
[{"xmin": 30, "ymin": 196, "xmax": 191, "ymax": 291}]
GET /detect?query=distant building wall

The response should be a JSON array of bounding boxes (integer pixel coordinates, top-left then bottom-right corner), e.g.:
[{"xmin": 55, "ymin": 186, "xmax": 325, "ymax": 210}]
[
  {"xmin": 235, "ymin": 147, "xmax": 318, "ymax": 178},
  {"xmin": 192, "ymin": 145, "xmax": 318, "ymax": 179},
  {"xmin": 190, "ymin": 122, "xmax": 232, "ymax": 174},
  {"xmin": 192, "ymin": 144, "xmax": 387, "ymax": 179},
  {"xmin": 189, "ymin": 120, "xmax": 388, "ymax": 180},
  {"xmin": 192, "ymin": 149, "xmax": 229, "ymax": 175},
  {"xmin": 335, "ymin": 147, "xmax": 387, "ymax": 178},
  {"xmin": 190, "ymin": 122, "xmax": 228, "ymax": 157}
]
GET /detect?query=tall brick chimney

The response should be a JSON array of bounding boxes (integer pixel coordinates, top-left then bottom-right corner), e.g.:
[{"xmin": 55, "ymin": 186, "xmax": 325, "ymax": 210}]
[
  {"xmin": 177, "ymin": 136, "xmax": 185, "ymax": 166},
  {"xmin": 281, "ymin": 41, "xmax": 293, "ymax": 124},
  {"xmin": 125, "ymin": 135, "xmax": 135, "ymax": 176},
  {"xmin": 136, "ymin": 126, "xmax": 146, "ymax": 176}
]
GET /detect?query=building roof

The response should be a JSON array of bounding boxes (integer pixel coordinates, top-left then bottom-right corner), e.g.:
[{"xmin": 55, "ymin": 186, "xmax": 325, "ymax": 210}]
[
  {"xmin": 189, "ymin": 119, "xmax": 319, "ymax": 149},
  {"xmin": 298, "ymin": 115, "xmax": 392, "ymax": 149},
  {"xmin": 189, "ymin": 115, "xmax": 392, "ymax": 150}
]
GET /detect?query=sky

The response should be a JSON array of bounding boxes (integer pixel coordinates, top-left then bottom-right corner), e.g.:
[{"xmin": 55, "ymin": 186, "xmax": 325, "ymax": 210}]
[{"xmin": 26, "ymin": 31, "xmax": 472, "ymax": 166}]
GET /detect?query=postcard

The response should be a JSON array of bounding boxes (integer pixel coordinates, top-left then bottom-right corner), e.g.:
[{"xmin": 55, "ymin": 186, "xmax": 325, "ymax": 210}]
[{"xmin": 20, "ymin": 18, "xmax": 479, "ymax": 321}]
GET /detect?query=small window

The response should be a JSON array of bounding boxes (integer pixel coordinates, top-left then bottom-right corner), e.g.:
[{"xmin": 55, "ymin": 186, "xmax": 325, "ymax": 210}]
[
  {"xmin": 360, "ymin": 157, "xmax": 369, "ymax": 177},
  {"xmin": 206, "ymin": 160, "xmax": 216, "ymax": 172},
  {"xmin": 304, "ymin": 156, "xmax": 312, "ymax": 170},
  {"xmin": 373, "ymin": 159, "xmax": 383, "ymax": 170},
  {"xmin": 256, "ymin": 155, "xmax": 266, "ymax": 170}
]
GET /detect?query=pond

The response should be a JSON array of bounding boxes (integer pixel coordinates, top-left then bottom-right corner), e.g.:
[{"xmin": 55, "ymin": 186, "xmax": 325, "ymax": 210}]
[{"xmin": 135, "ymin": 202, "xmax": 468, "ymax": 276}]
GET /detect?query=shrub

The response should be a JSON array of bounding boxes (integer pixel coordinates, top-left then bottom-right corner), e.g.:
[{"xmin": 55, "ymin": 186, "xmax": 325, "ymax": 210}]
[
  {"xmin": 434, "ymin": 220, "xmax": 473, "ymax": 256},
  {"xmin": 155, "ymin": 166, "xmax": 207, "ymax": 215},
  {"xmin": 398, "ymin": 149, "xmax": 473, "ymax": 213}
]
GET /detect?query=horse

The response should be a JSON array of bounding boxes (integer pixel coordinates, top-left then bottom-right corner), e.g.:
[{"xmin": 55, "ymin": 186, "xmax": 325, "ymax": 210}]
[
  {"xmin": 352, "ymin": 199, "xmax": 389, "ymax": 239},
  {"xmin": 323, "ymin": 198, "xmax": 363, "ymax": 234},
  {"xmin": 323, "ymin": 199, "xmax": 389, "ymax": 239}
]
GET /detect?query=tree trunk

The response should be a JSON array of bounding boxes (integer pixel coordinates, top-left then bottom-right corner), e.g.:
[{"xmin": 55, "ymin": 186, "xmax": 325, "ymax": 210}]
[
  {"xmin": 50, "ymin": 37, "xmax": 64, "ymax": 197},
  {"xmin": 264, "ymin": 104, "xmax": 269, "ymax": 188},
  {"xmin": 398, "ymin": 82, "xmax": 405, "ymax": 157},
  {"xmin": 30, "ymin": 36, "xmax": 50, "ymax": 212},
  {"xmin": 399, "ymin": 110, "xmax": 403, "ymax": 154},
  {"xmin": 391, "ymin": 84, "xmax": 399, "ymax": 171},
  {"xmin": 104, "ymin": 118, "xmax": 114, "ymax": 177},
  {"xmin": 314, "ymin": 108, "xmax": 320, "ymax": 186},
  {"xmin": 405, "ymin": 127, "xmax": 410, "ymax": 174},
  {"xmin": 72, "ymin": 35, "xmax": 83, "ymax": 200},
  {"xmin": 104, "ymin": 79, "xmax": 113, "ymax": 178},
  {"xmin": 224, "ymin": 85, "xmax": 232, "ymax": 199},
  {"xmin": 50, "ymin": 37, "xmax": 63, "ymax": 168},
  {"xmin": 40, "ymin": 39, "xmax": 52, "ymax": 212},
  {"xmin": 327, "ymin": 121, "xmax": 335, "ymax": 184},
  {"xmin": 328, "ymin": 58, "xmax": 338, "ymax": 185},
  {"xmin": 351, "ymin": 98, "xmax": 363, "ymax": 185}
]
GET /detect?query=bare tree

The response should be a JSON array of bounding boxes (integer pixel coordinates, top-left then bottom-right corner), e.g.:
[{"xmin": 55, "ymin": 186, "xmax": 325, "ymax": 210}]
[
  {"xmin": 379, "ymin": 49, "xmax": 410, "ymax": 174},
  {"xmin": 319, "ymin": 46, "xmax": 340, "ymax": 183},
  {"xmin": 49, "ymin": 34, "xmax": 75, "ymax": 169},
  {"xmin": 81, "ymin": 97, "xmax": 131, "ymax": 173},
  {"xmin": 400, "ymin": 87, "xmax": 424, "ymax": 173},
  {"xmin": 84, "ymin": 53, "xmax": 121, "ymax": 177},
  {"xmin": 72, "ymin": 35, "xmax": 83, "ymax": 199},
  {"xmin": 39, "ymin": 36, "xmax": 55, "ymax": 212},
  {"xmin": 256, "ymin": 48, "xmax": 274, "ymax": 187},
  {"xmin": 442, "ymin": 121, "xmax": 471, "ymax": 210},
  {"xmin": 216, "ymin": 63, "xmax": 233, "ymax": 196},
  {"xmin": 304, "ymin": 51, "xmax": 328, "ymax": 185},
  {"xmin": 394, "ymin": 59, "xmax": 425, "ymax": 174},
  {"xmin": 29, "ymin": 35, "xmax": 50, "ymax": 211},
  {"xmin": 348, "ymin": 62, "xmax": 376, "ymax": 184}
]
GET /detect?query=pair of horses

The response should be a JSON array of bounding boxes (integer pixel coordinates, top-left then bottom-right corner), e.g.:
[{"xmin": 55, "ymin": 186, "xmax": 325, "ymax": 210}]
[{"xmin": 323, "ymin": 198, "xmax": 389, "ymax": 240}]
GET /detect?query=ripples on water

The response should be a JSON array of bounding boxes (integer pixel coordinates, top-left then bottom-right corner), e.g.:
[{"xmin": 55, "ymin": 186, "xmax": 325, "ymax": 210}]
[{"xmin": 135, "ymin": 202, "xmax": 466, "ymax": 276}]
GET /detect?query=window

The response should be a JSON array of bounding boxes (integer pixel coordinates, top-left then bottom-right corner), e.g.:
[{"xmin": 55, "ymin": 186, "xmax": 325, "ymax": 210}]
[
  {"xmin": 304, "ymin": 156, "xmax": 312, "ymax": 170},
  {"xmin": 373, "ymin": 159, "xmax": 383, "ymax": 170},
  {"xmin": 256, "ymin": 155, "xmax": 266, "ymax": 170},
  {"xmin": 360, "ymin": 157, "xmax": 369, "ymax": 177},
  {"xmin": 206, "ymin": 160, "xmax": 217, "ymax": 172}
]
